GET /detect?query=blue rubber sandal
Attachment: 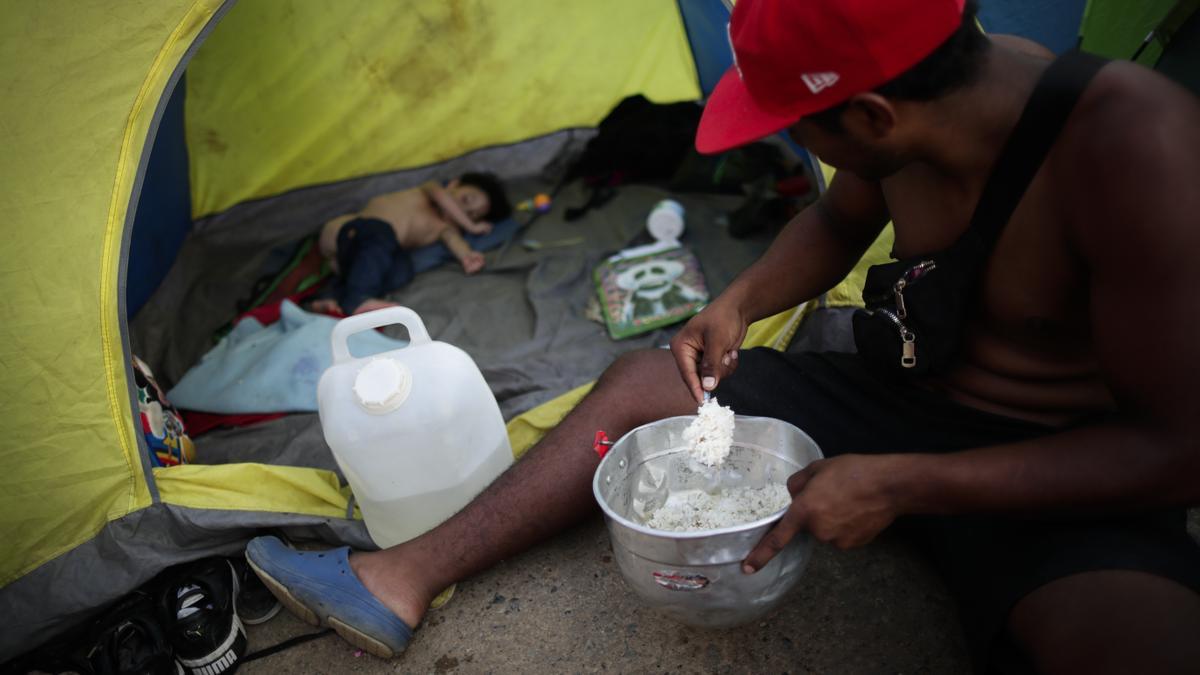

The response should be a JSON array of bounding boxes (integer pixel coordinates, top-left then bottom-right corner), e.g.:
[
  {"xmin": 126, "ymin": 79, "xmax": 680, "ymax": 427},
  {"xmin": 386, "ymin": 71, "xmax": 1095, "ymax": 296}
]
[{"xmin": 244, "ymin": 536, "xmax": 413, "ymax": 658}]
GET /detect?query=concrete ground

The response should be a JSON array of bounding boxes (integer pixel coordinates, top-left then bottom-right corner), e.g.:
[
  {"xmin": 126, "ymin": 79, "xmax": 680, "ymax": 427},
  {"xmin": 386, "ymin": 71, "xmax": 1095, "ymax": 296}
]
[
  {"xmin": 241, "ymin": 518, "xmax": 972, "ymax": 674},
  {"xmin": 242, "ymin": 510, "xmax": 1200, "ymax": 674}
]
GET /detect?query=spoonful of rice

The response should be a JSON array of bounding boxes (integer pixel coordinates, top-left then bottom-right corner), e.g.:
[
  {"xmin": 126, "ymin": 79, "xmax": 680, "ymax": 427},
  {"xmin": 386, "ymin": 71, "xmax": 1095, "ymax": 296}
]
[{"xmin": 683, "ymin": 394, "xmax": 735, "ymax": 466}]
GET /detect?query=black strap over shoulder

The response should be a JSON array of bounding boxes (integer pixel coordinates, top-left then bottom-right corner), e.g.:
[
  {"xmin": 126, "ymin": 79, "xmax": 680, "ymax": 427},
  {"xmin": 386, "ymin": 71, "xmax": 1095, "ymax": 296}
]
[
  {"xmin": 960, "ymin": 50, "xmax": 1108, "ymax": 258},
  {"xmin": 852, "ymin": 50, "xmax": 1109, "ymax": 375}
]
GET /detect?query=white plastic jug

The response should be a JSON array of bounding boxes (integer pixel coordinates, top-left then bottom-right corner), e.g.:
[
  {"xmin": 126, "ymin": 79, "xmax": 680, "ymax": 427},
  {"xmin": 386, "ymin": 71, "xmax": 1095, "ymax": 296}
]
[{"xmin": 317, "ymin": 306, "xmax": 513, "ymax": 548}]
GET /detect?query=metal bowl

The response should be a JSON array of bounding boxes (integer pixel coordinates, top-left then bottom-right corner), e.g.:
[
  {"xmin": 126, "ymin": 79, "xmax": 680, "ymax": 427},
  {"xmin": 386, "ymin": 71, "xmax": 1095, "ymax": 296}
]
[{"xmin": 593, "ymin": 415, "xmax": 823, "ymax": 628}]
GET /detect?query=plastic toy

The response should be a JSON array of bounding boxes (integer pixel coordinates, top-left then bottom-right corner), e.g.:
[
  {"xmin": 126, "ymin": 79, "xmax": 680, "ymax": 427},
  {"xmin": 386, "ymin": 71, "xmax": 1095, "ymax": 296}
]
[{"xmin": 516, "ymin": 192, "xmax": 553, "ymax": 213}]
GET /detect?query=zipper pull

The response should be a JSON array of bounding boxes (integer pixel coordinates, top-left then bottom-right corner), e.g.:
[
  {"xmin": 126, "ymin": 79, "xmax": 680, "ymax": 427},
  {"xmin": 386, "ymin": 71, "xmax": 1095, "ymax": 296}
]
[
  {"xmin": 905, "ymin": 260, "xmax": 937, "ymax": 283},
  {"xmin": 893, "ymin": 278, "xmax": 908, "ymax": 319},
  {"xmin": 901, "ymin": 329, "xmax": 916, "ymax": 368}
]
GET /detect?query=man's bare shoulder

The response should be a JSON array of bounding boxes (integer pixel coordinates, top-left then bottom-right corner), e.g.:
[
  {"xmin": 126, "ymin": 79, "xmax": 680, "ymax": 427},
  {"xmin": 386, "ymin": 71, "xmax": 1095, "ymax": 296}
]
[
  {"xmin": 990, "ymin": 33, "xmax": 1054, "ymax": 59},
  {"xmin": 1054, "ymin": 60, "xmax": 1200, "ymax": 254},
  {"xmin": 1061, "ymin": 60, "xmax": 1198, "ymax": 167}
]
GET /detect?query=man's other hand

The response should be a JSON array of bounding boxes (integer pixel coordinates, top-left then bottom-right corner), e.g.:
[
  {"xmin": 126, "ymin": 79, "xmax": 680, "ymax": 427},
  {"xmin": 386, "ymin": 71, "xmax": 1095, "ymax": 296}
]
[{"xmin": 742, "ymin": 454, "xmax": 907, "ymax": 573}]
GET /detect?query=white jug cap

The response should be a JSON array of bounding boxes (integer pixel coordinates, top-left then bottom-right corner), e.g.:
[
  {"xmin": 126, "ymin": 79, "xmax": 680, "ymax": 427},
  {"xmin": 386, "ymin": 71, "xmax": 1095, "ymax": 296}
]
[
  {"xmin": 353, "ymin": 357, "xmax": 412, "ymax": 414},
  {"xmin": 647, "ymin": 199, "xmax": 684, "ymax": 243}
]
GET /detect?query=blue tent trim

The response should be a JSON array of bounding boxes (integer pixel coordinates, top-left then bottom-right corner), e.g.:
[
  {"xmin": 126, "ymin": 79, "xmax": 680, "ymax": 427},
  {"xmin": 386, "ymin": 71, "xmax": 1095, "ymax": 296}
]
[
  {"xmin": 676, "ymin": 0, "xmax": 734, "ymax": 96},
  {"xmin": 127, "ymin": 75, "xmax": 192, "ymax": 318},
  {"xmin": 977, "ymin": 0, "xmax": 1087, "ymax": 54}
]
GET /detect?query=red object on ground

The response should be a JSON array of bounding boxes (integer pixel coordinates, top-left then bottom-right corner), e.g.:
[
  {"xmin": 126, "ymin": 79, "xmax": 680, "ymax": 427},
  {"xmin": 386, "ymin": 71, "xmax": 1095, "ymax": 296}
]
[
  {"xmin": 775, "ymin": 174, "xmax": 812, "ymax": 198},
  {"xmin": 181, "ymin": 411, "xmax": 288, "ymax": 436}
]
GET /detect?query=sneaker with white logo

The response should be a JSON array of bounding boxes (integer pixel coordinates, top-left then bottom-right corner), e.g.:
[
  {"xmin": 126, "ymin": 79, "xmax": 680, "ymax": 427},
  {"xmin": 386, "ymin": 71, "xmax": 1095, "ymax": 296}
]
[{"xmin": 159, "ymin": 558, "xmax": 247, "ymax": 675}]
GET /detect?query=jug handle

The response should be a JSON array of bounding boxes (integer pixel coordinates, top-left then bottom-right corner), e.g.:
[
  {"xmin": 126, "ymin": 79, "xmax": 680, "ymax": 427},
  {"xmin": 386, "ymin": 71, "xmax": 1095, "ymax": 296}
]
[{"xmin": 330, "ymin": 306, "xmax": 432, "ymax": 364}]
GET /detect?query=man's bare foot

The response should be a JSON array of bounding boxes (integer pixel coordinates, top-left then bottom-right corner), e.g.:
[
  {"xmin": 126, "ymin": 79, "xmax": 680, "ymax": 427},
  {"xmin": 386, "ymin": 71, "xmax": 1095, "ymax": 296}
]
[
  {"xmin": 308, "ymin": 298, "xmax": 343, "ymax": 315},
  {"xmin": 349, "ymin": 550, "xmax": 433, "ymax": 629},
  {"xmin": 352, "ymin": 298, "xmax": 400, "ymax": 314}
]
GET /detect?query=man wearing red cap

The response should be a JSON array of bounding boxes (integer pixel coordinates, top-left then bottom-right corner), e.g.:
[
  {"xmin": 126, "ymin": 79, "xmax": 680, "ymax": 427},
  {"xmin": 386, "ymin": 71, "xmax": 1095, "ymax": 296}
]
[{"xmin": 248, "ymin": 0, "xmax": 1200, "ymax": 670}]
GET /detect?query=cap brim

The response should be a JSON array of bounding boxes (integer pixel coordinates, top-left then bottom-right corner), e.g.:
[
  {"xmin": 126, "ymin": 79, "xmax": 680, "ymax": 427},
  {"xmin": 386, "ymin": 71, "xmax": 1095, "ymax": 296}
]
[{"xmin": 696, "ymin": 67, "xmax": 807, "ymax": 155}]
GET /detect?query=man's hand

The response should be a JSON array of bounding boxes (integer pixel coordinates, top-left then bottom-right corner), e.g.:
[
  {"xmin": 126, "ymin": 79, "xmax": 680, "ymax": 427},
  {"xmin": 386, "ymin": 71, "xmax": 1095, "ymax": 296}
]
[
  {"xmin": 743, "ymin": 454, "xmax": 906, "ymax": 573},
  {"xmin": 668, "ymin": 299, "xmax": 747, "ymax": 403},
  {"xmin": 461, "ymin": 251, "xmax": 485, "ymax": 274}
]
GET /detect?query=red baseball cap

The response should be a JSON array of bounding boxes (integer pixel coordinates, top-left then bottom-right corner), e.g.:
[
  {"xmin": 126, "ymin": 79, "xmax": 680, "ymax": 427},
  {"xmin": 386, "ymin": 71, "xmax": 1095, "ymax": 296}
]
[{"xmin": 696, "ymin": 0, "xmax": 967, "ymax": 154}]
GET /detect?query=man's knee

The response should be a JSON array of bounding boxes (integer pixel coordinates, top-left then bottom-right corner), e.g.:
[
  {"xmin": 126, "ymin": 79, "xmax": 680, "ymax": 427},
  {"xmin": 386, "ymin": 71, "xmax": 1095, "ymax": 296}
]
[
  {"xmin": 1008, "ymin": 570, "xmax": 1200, "ymax": 674},
  {"xmin": 589, "ymin": 348, "xmax": 695, "ymax": 425},
  {"xmin": 597, "ymin": 349, "xmax": 674, "ymax": 388}
]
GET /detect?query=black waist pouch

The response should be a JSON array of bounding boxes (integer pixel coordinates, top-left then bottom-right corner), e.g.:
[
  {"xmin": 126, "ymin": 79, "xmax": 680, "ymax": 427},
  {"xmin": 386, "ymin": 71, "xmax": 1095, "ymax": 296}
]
[
  {"xmin": 852, "ymin": 253, "xmax": 974, "ymax": 375},
  {"xmin": 851, "ymin": 51, "xmax": 1106, "ymax": 376}
]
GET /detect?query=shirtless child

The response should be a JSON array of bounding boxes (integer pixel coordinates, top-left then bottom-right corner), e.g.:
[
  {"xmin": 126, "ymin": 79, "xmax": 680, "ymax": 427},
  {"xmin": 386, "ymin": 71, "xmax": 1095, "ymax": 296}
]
[{"xmin": 310, "ymin": 173, "xmax": 511, "ymax": 315}]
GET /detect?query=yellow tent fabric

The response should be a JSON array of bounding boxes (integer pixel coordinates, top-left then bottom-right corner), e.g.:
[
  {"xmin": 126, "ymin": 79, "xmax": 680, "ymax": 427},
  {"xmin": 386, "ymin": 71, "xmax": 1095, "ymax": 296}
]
[
  {"xmin": 817, "ymin": 160, "xmax": 896, "ymax": 307},
  {"xmin": 0, "ymin": 0, "xmax": 224, "ymax": 586},
  {"xmin": 154, "ymin": 464, "xmax": 355, "ymax": 517},
  {"xmin": 0, "ymin": 0, "xmax": 725, "ymax": 655},
  {"xmin": 186, "ymin": 0, "xmax": 702, "ymax": 218}
]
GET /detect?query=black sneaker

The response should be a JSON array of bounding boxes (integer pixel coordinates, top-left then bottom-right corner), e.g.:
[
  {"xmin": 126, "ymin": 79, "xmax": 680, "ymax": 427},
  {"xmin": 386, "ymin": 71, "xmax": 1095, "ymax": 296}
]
[
  {"xmin": 86, "ymin": 591, "xmax": 180, "ymax": 675},
  {"xmin": 159, "ymin": 558, "xmax": 246, "ymax": 675},
  {"xmin": 229, "ymin": 557, "xmax": 281, "ymax": 626}
]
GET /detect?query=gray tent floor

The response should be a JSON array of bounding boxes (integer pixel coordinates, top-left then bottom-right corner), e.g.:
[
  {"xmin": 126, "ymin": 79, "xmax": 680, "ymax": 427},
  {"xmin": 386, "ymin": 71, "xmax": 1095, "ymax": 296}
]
[{"xmin": 133, "ymin": 176, "xmax": 781, "ymax": 476}]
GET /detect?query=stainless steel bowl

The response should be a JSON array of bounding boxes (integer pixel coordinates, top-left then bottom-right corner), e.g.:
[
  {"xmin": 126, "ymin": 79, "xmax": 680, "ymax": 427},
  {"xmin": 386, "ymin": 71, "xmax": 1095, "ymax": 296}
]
[{"xmin": 593, "ymin": 415, "xmax": 823, "ymax": 628}]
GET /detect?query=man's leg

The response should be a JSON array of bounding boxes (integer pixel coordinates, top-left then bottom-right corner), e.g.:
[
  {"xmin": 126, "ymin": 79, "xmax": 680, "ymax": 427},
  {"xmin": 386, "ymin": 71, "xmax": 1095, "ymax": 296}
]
[
  {"xmin": 1007, "ymin": 570, "xmax": 1200, "ymax": 674},
  {"xmin": 350, "ymin": 348, "xmax": 696, "ymax": 628}
]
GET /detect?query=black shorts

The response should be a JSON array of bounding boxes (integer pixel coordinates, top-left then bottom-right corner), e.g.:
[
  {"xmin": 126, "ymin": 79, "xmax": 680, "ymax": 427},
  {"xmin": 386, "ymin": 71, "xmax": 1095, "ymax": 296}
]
[{"xmin": 714, "ymin": 348, "xmax": 1200, "ymax": 667}]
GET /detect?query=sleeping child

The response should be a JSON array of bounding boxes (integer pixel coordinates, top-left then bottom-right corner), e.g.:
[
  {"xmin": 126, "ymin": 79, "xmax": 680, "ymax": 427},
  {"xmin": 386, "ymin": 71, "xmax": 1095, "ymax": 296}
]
[{"xmin": 310, "ymin": 173, "xmax": 511, "ymax": 315}]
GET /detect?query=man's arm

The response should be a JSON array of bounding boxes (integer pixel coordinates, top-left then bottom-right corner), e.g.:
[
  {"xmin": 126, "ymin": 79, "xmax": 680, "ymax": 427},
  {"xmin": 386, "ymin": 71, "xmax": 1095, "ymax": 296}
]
[
  {"xmin": 896, "ymin": 69, "xmax": 1200, "ymax": 517},
  {"xmin": 720, "ymin": 169, "xmax": 891, "ymax": 322},
  {"xmin": 422, "ymin": 181, "xmax": 490, "ymax": 234},
  {"xmin": 744, "ymin": 72, "xmax": 1200, "ymax": 564},
  {"xmin": 670, "ymin": 169, "xmax": 890, "ymax": 401}
]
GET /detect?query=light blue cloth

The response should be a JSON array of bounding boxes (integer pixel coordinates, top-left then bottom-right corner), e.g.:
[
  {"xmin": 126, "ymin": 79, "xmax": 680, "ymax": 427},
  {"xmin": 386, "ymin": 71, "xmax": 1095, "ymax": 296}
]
[{"xmin": 167, "ymin": 300, "xmax": 408, "ymax": 413}]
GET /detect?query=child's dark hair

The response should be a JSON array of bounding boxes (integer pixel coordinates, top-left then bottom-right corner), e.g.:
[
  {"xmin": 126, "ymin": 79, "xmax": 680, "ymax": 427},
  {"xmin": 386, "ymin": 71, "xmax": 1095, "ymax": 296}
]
[
  {"xmin": 459, "ymin": 172, "xmax": 512, "ymax": 222},
  {"xmin": 807, "ymin": 0, "xmax": 988, "ymax": 132}
]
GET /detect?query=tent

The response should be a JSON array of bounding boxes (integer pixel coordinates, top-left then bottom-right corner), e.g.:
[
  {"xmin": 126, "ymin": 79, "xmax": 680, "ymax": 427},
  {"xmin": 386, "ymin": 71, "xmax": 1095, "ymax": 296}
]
[
  {"xmin": 1, "ymin": 0, "xmax": 1192, "ymax": 660},
  {"xmin": 0, "ymin": 0, "xmax": 748, "ymax": 658}
]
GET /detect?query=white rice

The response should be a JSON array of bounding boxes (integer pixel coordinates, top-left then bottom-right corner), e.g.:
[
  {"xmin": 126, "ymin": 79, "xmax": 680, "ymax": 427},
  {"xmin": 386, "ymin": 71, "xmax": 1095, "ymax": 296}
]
[
  {"xmin": 683, "ymin": 397, "xmax": 735, "ymax": 466},
  {"xmin": 643, "ymin": 399, "xmax": 789, "ymax": 532},
  {"xmin": 645, "ymin": 483, "xmax": 791, "ymax": 532}
]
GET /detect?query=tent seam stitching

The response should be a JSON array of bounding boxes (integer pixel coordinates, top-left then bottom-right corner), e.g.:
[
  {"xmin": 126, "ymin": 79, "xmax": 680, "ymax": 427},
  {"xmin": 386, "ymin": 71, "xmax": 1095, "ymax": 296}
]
[{"xmin": 100, "ymin": 0, "xmax": 220, "ymax": 519}]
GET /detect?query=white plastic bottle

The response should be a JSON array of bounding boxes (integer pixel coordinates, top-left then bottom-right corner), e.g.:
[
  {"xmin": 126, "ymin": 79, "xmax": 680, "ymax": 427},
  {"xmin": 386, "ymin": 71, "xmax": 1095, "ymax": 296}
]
[
  {"xmin": 317, "ymin": 306, "xmax": 513, "ymax": 547},
  {"xmin": 646, "ymin": 199, "xmax": 685, "ymax": 243}
]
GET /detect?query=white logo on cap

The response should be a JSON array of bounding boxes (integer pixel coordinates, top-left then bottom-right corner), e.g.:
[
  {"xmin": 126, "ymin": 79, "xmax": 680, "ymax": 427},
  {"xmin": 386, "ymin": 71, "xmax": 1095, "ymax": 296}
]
[
  {"xmin": 726, "ymin": 23, "xmax": 744, "ymax": 81},
  {"xmin": 802, "ymin": 72, "xmax": 840, "ymax": 94}
]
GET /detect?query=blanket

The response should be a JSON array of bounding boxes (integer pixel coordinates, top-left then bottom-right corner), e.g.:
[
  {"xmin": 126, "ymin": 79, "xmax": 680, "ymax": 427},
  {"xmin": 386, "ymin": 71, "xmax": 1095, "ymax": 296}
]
[{"xmin": 167, "ymin": 300, "xmax": 409, "ymax": 413}]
